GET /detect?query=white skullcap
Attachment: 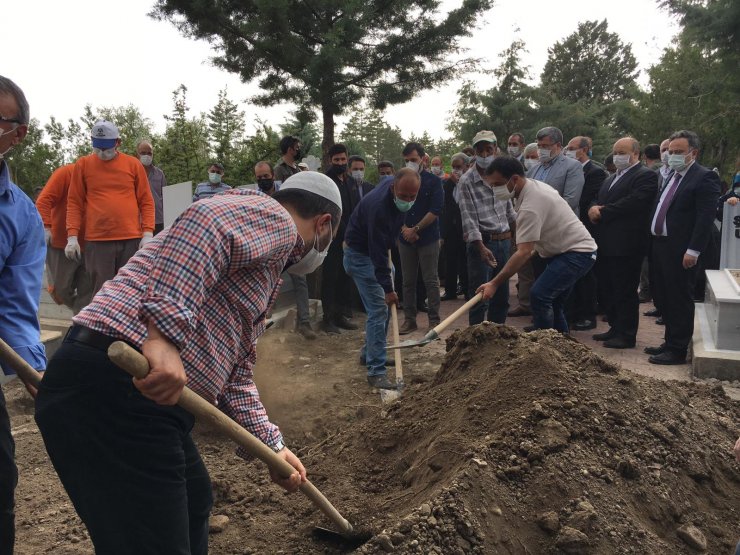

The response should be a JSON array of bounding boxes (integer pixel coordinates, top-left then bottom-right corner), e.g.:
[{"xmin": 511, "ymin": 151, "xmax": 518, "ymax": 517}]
[{"xmin": 280, "ymin": 171, "xmax": 342, "ymax": 210}]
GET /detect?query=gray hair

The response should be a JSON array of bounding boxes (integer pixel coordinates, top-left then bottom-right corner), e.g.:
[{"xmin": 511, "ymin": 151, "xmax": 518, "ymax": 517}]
[
  {"xmin": 451, "ymin": 152, "xmax": 470, "ymax": 166},
  {"xmin": 0, "ymin": 75, "xmax": 30, "ymax": 124},
  {"xmin": 669, "ymin": 130, "xmax": 700, "ymax": 151},
  {"xmin": 523, "ymin": 142, "xmax": 538, "ymax": 156},
  {"xmin": 536, "ymin": 126, "xmax": 563, "ymax": 146}
]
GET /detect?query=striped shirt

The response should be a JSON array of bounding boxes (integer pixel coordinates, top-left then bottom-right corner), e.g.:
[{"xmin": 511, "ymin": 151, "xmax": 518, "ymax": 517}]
[
  {"xmin": 193, "ymin": 181, "xmax": 232, "ymax": 202},
  {"xmin": 457, "ymin": 166, "xmax": 516, "ymax": 243},
  {"xmin": 74, "ymin": 189, "xmax": 304, "ymax": 455}
]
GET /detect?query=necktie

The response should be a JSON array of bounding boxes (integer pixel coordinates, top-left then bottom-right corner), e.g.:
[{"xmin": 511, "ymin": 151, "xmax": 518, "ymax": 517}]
[{"xmin": 654, "ymin": 173, "xmax": 682, "ymax": 236}]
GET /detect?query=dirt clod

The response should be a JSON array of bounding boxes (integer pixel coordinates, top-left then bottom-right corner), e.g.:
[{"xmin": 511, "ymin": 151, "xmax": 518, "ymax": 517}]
[
  {"xmin": 677, "ymin": 524, "xmax": 708, "ymax": 552},
  {"xmin": 208, "ymin": 514, "xmax": 230, "ymax": 533}
]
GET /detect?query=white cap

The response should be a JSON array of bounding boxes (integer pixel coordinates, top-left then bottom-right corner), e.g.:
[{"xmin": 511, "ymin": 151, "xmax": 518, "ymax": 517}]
[
  {"xmin": 91, "ymin": 119, "xmax": 120, "ymax": 148},
  {"xmin": 279, "ymin": 171, "xmax": 342, "ymax": 211}
]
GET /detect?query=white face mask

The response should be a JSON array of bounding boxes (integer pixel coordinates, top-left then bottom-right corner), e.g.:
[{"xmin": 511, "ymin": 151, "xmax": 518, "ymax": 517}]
[
  {"xmin": 537, "ymin": 148, "xmax": 553, "ymax": 163},
  {"xmin": 93, "ymin": 147, "xmax": 117, "ymax": 161},
  {"xmin": 564, "ymin": 150, "xmax": 578, "ymax": 159},
  {"xmin": 139, "ymin": 155, "xmax": 153, "ymax": 166},
  {"xmin": 661, "ymin": 151, "xmax": 670, "ymax": 166},
  {"xmin": 492, "ymin": 179, "xmax": 515, "ymax": 201},
  {"xmin": 524, "ymin": 158, "xmax": 538, "ymax": 171},
  {"xmin": 667, "ymin": 153, "xmax": 691, "ymax": 173},
  {"xmin": 208, "ymin": 172, "xmax": 222, "ymax": 184},
  {"xmin": 613, "ymin": 154, "xmax": 632, "ymax": 170},
  {"xmin": 476, "ymin": 155, "xmax": 494, "ymax": 169},
  {"xmin": 430, "ymin": 166, "xmax": 443, "ymax": 176},
  {"xmin": 351, "ymin": 170, "xmax": 364, "ymax": 181},
  {"xmin": 287, "ymin": 221, "xmax": 332, "ymax": 275},
  {"xmin": 405, "ymin": 161, "xmax": 420, "ymax": 173},
  {"xmin": 507, "ymin": 146, "xmax": 521, "ymax": 157}
]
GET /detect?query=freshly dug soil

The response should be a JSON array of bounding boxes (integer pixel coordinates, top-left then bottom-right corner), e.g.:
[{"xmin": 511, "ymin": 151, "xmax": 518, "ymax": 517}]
[{"xmin": 9, "ymin": 323, "xmax": 740, "ymax": 553}]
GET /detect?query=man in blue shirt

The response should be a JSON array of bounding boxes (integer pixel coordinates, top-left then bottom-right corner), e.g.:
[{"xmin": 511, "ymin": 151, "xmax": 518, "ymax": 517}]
[
  {"xmin": 343, "ymin": 169, "xmax": 420, "ymax": 389},
  {"xmin": 397, "ymin": 142, "xmax": 444, "ymax": 334},
  {"xmin": 0, "ymin": 75, "xmax": 46, "ymax": 555},
  {"xmin": 192, "ymin": 162, "xmax": 232, "ymax": 201}
]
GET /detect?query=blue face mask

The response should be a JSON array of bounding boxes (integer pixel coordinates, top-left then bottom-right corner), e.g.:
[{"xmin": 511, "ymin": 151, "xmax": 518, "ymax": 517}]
[
  {"xmin": 394, "ymin": 197, "xmax": 415, "ymax": 212},
  {"xmin": 588, "ymin": 149, "xmax": 593, "ymax": 158}
]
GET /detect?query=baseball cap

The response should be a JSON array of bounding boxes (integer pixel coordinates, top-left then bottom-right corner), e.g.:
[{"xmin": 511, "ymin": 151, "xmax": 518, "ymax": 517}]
[
  {"xmin": 472, "ymin": 130, "xmax": 497, "ymax": 146},
  {"xmin": 91, "ymin": 120, "xmax": 120, "ymax": 149},
  {"xmin": 280, "ymin": 171, "xmax": 342, "ymax": 210}
]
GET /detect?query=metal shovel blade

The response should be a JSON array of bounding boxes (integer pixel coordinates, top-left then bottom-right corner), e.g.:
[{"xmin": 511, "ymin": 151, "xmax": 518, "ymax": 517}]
[
  {"xmin": 379, "ymin": 381, "xmax": 405, "ymax": 403},
  {"xmin": 386, "ymin": 330, "xmax": 439, "ymax": 351}
]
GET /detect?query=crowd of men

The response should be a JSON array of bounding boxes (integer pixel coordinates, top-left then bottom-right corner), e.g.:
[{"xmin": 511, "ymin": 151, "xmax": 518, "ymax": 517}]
[{"xmin": 1, "ymin": 71, "xmax": 739, "ymax": 553}]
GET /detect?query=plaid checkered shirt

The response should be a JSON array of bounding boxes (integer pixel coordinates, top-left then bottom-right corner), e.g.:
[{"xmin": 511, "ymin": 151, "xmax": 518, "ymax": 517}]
[
  {"xmin": 457, "ymin": 166, "xmax": 516, "ymax": 243},
  {"xmin": 74, "ymin": 189, "xmax": 304, "ymax": 457}
]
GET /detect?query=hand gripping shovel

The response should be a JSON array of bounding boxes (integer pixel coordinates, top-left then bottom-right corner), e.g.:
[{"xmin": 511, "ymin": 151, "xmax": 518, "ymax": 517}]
[
  {"xmin": 0, "ymin": 337, "xmax": 42, "ymax": 389},
  {"xmin": 106, "ymin": 341, "xmax": 371, "ymax": 548},
  {"xmin": 387, "ymin": 292, "xmax": 483, "ymax": 350}
]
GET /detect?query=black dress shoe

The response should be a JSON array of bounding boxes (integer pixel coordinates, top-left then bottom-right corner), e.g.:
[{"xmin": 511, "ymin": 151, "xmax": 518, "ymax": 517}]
[
  {"xmin": 644, "ymin": 344, "xmax": 667, "ymax": 355},
  {"xmin": 321, "ymin": 320, "xmax": 341, "ymax": 334},
  {"xmin": 441, "ymin": 294, "xmax": 458, "ymax": 301},
  {"xmin": 592, "ymin": 329, "xmax": 616, "ymax": 341},
  {"xmin": 367, "ymin": 374, "xmax": 397, "ymax": 389},
  {"xmin": 572, "ymin": 319, "xmax": 596, "ymax": 331},
  {"xmin": 649, "ymin": 351, "xmax": 687, "ymax": 365},
  {"xmin": 655, "ymin": 317, "xmax": 665, "ymax": 325},
  {"xmin": 335, "ymin": 315, "xmax": 359, "ymax": 330},
  {"xmin": 603, "ymin": 336, "xmax": 636, "ymax": 349},
  {"xmin": 644, "ymin": 308, "xmax": 661, "ymax": 317}
]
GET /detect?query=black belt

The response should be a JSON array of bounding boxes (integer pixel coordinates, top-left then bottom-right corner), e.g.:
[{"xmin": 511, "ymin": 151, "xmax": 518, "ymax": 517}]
[
  {"xmin": 64, "ymin": 325, "xmax": 137, "ymax": 353},
  {"xmin": 480, "ymin": 231, "xmax": 512, "ymax": 242}
]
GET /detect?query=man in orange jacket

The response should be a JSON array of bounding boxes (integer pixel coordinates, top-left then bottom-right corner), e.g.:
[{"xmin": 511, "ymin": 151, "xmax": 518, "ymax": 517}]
[
  {"xmin": 65, "ymin": 120, "xmax": 155, "ymax": 295},
  {"xmin": 36, "ymin": 164, "xmax": 93, "ymax": 314}
]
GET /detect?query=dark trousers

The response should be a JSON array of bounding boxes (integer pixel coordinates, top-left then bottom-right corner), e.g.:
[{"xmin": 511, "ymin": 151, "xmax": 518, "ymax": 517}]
[
  {"xmin": 84, "ymin": 239, "xmax": 140, "ymax": 296},
  {"xmin": 467, "ymin": 238, "xmax": 511, "ymax": 325},
  {"xmin": 443, "ymin": 236, "xmax": 468, "ymax": 298},
  {"xmin": 321, "ymin": 239, "xmax": 353, "ymax": 322},
  {"xmin": 651, "ymin": 240, "xmax": 699, "ymax": 355},
  {"xmin": 0, "ymin": 387, "xmax": 17, "ymax": 555},
  {"xmin": 35, "ymin": 341, "xmax": 213, "ymax": 555},
  {"xmin": 596, "ymin": 255, "xmax": 643, "ymax": 340},
  {"xmin": 566, "ymin": 267, "xmax": 597, "ymax": 322}
]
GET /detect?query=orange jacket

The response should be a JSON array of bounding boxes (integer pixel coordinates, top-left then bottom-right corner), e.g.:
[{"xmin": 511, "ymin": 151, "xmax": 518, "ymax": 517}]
[
  {"xmin": 66, "ymin": 152, "xmax": 155, "ymax": 241},
  {"xmin": 36, "ymin": 164, "xmax": 85, "ymax": 249}
]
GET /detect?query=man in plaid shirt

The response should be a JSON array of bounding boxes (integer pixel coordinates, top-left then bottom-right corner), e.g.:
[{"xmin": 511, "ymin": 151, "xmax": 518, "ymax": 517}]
[{"xmin": 35, "ymin": 172, "xmax": 342, "ymax": 555}]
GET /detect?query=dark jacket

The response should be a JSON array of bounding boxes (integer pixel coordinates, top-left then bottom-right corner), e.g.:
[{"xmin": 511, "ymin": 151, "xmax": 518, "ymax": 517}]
[
  {"xmin": 648, "ymin": 162, "xmax": 720, "ymax": 254},
  {"xmin": 326, "ymin": 172, "xmax": 361, "ymax": 242},
  {"xmin": 441, "ymin": 178, "xmax": 463, "ymax": 241},
  {"xmin": 593, "ymin": 163, "xmax": 658, "ymax": 256},
  {"xmin": 579, "ymin": 160, "xmax": 608, "ymax": 235},
  {"xmin": 398, "ymin": 169, "xmax": 444, "ymax": 247}
]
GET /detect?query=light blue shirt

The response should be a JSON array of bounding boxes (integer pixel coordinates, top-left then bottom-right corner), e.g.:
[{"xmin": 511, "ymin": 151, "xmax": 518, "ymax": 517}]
[
  {"xmin": 0, "ymin": 161, "xmax": 46, "ymax": 374},
  {"xmin": 193, "ymin": 181, "xmax": 232, "ymax": 202}
]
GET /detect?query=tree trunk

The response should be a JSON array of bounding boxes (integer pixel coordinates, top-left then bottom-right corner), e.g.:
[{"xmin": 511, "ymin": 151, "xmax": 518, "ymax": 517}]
[{"xmin": 321, "ymin": 104, "xmax": 335, "ymax": 170}]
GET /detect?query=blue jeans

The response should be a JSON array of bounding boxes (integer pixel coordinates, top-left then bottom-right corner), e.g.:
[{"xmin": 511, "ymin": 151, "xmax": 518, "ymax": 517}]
[
  {"xmin": 343, "ymin": 247, "xmax": 389, "ymax": 377},
  {"xmin": 467, "ymin": 238, "xmax": 511, "ymax": 325},
  {"xmin": 531, "ymin": 251, "xmax": 597, "ymax": 333}
]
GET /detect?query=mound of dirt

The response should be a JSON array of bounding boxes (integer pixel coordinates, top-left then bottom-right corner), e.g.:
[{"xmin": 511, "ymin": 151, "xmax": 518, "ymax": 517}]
[{"xmin": 307, "ymin": 324, "xmax": 740, "ymax": 554}]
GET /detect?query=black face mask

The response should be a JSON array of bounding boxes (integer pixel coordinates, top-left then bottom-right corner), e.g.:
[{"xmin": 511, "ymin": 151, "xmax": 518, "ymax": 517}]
[
  {"xmin": 257, "ymin": 178, "xmax": 274, "ymax": 192},
  {"xmin": 328, "ymin": 163, "xmax": 347, "ymax": 176},
  {"xmin": 294, "ymin": 149, "xmax": 302, "ymax": 160}
]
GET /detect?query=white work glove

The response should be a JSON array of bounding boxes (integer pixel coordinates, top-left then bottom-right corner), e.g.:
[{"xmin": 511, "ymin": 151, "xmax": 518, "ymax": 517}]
[
  {"xmin": 139, "ymin": 231, "xmax": 154, "ymax": 249},
  {"xmin": 65, "ymin": 236, "xmax": 81, "ymax": 261},
  {"xmin": 44, "ymin": 228, "xmax": 52, "ymax": 246}
]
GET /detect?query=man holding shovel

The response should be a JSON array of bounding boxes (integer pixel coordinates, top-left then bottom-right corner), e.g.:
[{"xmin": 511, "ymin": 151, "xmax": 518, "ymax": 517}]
[
  {"xmin": 343, "ymin": 168, "xmax": 421, "ymax": 389},
  {"xmin": 35, "ymin": 171, "xmax": 341, "ymax": 554},
  {"xmin": 476, "ymin": 157, "xmax": 597, "ymax": 333}
]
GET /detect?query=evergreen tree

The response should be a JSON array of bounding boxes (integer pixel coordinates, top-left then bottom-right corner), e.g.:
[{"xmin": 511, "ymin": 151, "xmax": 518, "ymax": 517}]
[{"xmin": 207, "ymin": 88, "xmax": 246, "ymax": 172}]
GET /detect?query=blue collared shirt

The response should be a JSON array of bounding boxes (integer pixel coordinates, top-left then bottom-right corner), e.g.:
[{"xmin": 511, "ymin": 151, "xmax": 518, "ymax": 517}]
[
  {"xmin": 0, "ymin": 161, "xmax": 46, "ymax": 374},
  {"xmin": 399, "ymin": 170, "xmax": 444, "ymax": 247},
  {"xmin": 344, "ymin": 177, "xmax": 405, "ymax": 293}
]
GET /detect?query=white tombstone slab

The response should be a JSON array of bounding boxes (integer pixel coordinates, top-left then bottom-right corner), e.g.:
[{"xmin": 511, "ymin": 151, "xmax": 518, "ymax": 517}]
[
  {"xmin": 704, "ymin": 269, "xmax": 740, "ymax": 350},
  {"xmin": 163, "ymin": 181, "xmax": 193, "ymax": 228},
  {"xmin": 720, "ymin": 202, "xmax": 740, "ymax": 270}
]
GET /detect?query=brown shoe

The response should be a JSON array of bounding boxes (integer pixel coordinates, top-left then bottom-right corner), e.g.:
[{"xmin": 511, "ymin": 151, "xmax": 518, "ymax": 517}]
[
  {"xmin": 398, "ymin": 320, "xmax": 418, "ymax": 335},
  {"xmin": 508, "ymin": 306, "xmax": 532, "ymax": 317}
]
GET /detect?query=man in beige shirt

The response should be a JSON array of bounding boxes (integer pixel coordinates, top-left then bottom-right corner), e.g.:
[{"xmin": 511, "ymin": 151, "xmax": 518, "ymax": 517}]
[{"xmin": 477, "ymin": 157, "xmax": 597, "ymax": 333}]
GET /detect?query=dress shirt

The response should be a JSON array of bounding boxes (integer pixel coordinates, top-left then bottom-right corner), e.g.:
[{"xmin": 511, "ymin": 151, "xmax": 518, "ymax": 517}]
[
  {"xmin": 74, "ymin": 190, "xmax": 303, "ymax": 456},
  {"xmin": 608, "ymin": 161, "xmax": 641, "ymax": 190},
  {"xmin": 0, "ymin": 161, "xmax": 46, "ymax": 374},
  {"xmin": 457, "ymin": 166, "xmax": 516, "ymax": 243},
  {"xmin": 650, "ymin": 161, "xmax": 700, "ymax": 257}
]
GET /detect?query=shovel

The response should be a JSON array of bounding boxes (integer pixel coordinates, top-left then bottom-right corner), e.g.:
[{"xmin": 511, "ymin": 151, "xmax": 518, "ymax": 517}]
[
  {"xmin": 0, "ymin": 337, "xmax": 42, "ymax": 389},
  {"xmin": 387, "ymin": 292, "xmax": 483, "ymax": 350},
  {"xmin": 106, "ymin": 341, "xmax": 371, "ymax": 548},
  {"xmin": 380, "ymin": 300, "xmax": 404, "ymax": 403}
]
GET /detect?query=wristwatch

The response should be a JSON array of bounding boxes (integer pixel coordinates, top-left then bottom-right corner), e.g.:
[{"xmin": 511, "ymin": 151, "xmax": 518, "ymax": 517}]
[
  {"xmin": 413, "ymin": 225, "xmax": 421, "ymax": 233},
  {"xmin": 272, "ymin": 439, "xmax": 285, "ymax": 452}
]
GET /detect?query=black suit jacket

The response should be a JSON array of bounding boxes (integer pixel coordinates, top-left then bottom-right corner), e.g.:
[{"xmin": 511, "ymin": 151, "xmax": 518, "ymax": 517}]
[
  {"xmin": 592, "ymin": 164, "xmax": 658, "ymax": 256},
  {"xmin": 648, "ymin": 162, "xmax": 721, "ymax": 255},
  {"xmin": 441, "ymin": 178, "xmax": 462, "ymax": 240},
  {"xmin": 579, "ymin": 160, "xmax": 608, "ymax": 233}
]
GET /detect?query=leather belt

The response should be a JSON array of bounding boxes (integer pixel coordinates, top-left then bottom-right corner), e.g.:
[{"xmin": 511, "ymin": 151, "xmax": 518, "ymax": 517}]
[
  {"xmin": 481, "ymin": 231, "xmax": 512, "ymax": 242},
  {"xmin": 64, "ymin": 325, "xmax": 137, "ymax": 353}
]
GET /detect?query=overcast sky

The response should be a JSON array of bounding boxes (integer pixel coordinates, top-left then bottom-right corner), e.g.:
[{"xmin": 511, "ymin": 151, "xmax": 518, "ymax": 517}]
[{"xmin": 6, "ymin": 0, "xmax": 680, "ymax": 141}]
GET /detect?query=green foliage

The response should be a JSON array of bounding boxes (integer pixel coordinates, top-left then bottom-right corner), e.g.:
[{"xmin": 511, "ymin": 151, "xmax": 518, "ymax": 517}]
[
  {"xmin": 151, "ymin": 0, "xmax": 491, "ymax": 152},
  {"xmin": 232, "ymin": 122, "xmax": 281, "ymax": 184},
  {"xmin": 340, "ymin": 109, "xmax": 406, "ymax": 173},
  {"xmin": 5, "ymin": 119, "xmax": 61, "ymax": 195},
  {"xmin": 540, "ymin": 20, "xmax": 639, "ymax": 105},
  {"xmin": 207, "ymin": 88, "xmax": 245, "ymax": 173},
  {"xmin": 279, "ymin": 108, "xmax": 322, "ymax": 159}
]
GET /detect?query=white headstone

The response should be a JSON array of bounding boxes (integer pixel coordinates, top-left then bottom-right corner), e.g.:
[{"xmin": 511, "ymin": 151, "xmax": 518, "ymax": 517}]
[
  {"xmin": 163, "ymin": 181, "xmax": 193, "ymax": 228},
  {"xmin": 719, "ymin": 202, "xmax": 740, "ymax": 270}
]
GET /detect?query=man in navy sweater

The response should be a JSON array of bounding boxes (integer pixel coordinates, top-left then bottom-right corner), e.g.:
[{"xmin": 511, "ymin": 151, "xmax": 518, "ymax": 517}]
[{"xmin": 343, "ymin": 169, "xmax": 421, "ymax": 388}]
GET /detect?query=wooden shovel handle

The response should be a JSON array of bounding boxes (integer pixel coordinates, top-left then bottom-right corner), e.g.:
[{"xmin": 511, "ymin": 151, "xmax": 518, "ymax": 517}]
[
  {"xmin": 107, "ymin": 341, "xmax": 353, "ymax": 534},
  {"xmin": 430, "ymin": 292, "xmax": 483, "ymax": 337},
  {"xmin": 0, "ymin": 337, "xmax": 42, "ymax": 388}
]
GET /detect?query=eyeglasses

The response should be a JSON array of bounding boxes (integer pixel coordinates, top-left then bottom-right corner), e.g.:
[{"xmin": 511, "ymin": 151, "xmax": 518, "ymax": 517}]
[{"xmin": 0, "ymin": 115, "xmax": 21, "ymax": 125}]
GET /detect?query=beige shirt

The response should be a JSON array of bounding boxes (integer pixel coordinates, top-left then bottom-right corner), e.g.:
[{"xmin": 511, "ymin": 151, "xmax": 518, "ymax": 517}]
[{"xmin": 514, "ymin": 179, "xmax": 597, "ymax": 258}]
